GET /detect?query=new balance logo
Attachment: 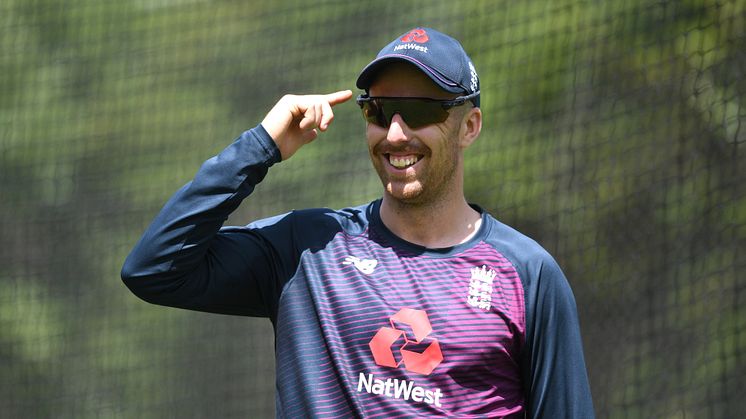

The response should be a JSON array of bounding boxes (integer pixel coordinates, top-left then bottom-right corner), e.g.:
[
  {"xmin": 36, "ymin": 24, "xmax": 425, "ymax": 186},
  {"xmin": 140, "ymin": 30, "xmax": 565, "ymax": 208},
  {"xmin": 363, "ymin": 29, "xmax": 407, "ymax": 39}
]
[{"xmin": 343, "ymin": 256, "xmax": 377, "ymax": 275}]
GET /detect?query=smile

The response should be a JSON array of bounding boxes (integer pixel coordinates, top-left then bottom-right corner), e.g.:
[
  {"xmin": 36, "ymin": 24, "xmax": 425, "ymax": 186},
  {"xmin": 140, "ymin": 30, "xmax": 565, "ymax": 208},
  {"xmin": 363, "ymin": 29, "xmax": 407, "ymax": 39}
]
[{"xmin": 387, "ymin": 154, "xmax": 421, "ymax": 169}]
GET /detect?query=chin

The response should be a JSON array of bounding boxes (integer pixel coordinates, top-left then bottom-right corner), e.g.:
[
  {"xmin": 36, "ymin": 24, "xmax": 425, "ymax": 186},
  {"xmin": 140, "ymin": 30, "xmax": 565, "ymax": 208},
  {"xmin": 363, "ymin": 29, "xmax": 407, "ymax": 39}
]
[{"xmin": 384, "ymin": 182, "xmax": 427, "ymax": 204}]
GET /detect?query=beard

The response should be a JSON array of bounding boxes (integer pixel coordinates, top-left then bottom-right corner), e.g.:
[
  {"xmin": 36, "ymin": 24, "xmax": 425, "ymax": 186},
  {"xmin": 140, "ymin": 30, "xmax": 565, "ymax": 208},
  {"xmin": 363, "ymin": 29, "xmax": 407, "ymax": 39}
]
[{"xmin": 370, "ymin": 135, "xmax": 462, "ymax": 206}]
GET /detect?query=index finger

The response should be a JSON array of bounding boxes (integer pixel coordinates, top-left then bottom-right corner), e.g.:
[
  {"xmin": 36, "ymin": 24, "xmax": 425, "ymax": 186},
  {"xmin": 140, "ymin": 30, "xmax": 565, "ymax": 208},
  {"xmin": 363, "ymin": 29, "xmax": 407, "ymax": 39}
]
[{"xmin": 324, "ymin": 90, "xmax": 353, "ymax": 106}]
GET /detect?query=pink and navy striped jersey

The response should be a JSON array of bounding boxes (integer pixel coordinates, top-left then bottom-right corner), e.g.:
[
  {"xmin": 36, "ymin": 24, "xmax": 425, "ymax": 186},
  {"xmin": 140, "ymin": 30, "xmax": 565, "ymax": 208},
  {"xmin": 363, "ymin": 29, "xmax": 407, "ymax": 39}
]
[{"xmin": 122, "ymin": 126, "xmax": 594, "ymax": 418}]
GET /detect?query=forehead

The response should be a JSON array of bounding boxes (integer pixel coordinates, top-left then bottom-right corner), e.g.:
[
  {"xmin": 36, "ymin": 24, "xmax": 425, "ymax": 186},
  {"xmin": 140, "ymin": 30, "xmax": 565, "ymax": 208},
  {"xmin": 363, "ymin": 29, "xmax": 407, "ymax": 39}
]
[{"xmin": 368, "ymin": 62, "xmax": 454, "ymax": 99}]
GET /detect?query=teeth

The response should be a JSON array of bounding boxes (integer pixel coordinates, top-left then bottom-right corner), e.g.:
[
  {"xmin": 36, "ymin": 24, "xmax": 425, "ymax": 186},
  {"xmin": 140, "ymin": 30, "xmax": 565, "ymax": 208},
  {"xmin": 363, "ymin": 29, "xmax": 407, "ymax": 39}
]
[{"xmin": 389, "ymin": 155, "xmax": 420, "ymax": 169}]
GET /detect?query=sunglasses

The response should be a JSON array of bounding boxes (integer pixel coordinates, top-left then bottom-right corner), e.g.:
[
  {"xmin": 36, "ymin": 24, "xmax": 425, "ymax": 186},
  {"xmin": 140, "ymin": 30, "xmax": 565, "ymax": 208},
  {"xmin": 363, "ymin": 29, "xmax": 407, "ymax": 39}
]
[{"xmin": 356, "ymin": 91, "xmax": 479, "ymax": 129}]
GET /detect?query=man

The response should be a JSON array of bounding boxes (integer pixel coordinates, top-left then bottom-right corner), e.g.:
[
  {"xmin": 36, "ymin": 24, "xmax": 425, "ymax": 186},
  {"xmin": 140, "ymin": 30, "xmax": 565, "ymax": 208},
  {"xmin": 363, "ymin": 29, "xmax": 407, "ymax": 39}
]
[{"xmin": 122, "ymin": 27, "xmax": 594, "ymax": 418}]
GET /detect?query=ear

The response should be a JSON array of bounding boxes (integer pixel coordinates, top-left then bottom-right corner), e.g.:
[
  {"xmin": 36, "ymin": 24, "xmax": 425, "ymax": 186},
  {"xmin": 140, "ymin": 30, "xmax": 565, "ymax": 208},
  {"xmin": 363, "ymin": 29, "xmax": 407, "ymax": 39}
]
[{"xmin": 458, "ymin": 106, "xmax": 482, "ymax": 148}]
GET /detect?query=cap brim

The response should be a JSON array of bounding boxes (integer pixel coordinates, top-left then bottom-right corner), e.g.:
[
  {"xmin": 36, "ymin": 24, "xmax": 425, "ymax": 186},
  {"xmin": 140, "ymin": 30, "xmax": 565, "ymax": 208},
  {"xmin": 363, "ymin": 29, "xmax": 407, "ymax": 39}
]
[{"xmin": 356, "ymin": 55, "xmax": 464, "ymax": 94}]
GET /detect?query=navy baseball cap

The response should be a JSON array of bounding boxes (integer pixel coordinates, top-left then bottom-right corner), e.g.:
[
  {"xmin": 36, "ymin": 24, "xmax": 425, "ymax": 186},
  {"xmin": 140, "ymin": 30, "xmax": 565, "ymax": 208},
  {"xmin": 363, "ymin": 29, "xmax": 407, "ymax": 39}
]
[{"xmin": 356, "ymin": 27, "xmax": 480, "ymax": 107}]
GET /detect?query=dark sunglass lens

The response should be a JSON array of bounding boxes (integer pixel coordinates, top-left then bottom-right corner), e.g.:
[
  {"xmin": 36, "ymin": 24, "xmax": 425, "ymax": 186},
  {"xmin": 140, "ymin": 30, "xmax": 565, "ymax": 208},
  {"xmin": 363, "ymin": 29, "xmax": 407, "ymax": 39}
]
[
  {"xmin": 361, "ymin": 100, "xmax": 389, "ymax": 127},
  {"xmin": 361, "ymin": 98, "xmax": 453, "ymax": 129},
  {"xmin": 396, "ymin": 101, "xmax": 449, "ymax": 129}
]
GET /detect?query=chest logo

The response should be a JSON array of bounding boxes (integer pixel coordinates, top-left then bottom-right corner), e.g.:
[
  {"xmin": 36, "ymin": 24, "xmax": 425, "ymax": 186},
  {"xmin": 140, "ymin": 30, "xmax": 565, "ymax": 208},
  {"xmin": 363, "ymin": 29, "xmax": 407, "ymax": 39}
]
[
  {"xmin": 368, "ymin": 308, "xmax": 443, "ymax": 375},
  {"xmin": 467, "ymin": 265, "xmax": 497, "ymax": 311},
  {"xmin": 343, "ymin": 256, "xmax": 378, "ymax": 275}
]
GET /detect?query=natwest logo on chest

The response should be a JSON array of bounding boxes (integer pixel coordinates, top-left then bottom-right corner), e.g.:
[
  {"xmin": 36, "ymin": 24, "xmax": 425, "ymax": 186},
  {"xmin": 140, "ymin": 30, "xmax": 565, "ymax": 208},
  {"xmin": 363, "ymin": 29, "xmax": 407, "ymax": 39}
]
[
  {"xmin": 368, "ymin": 308, "xmax": 443, "ymax": 375},
  {"xmin": 357, "ymin": 372, "xmax": 443, "ymax": 408}
]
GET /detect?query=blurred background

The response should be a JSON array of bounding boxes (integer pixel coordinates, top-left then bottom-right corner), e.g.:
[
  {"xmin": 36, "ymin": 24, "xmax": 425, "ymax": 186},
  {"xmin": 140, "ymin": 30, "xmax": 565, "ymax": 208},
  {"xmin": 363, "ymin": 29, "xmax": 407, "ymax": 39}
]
[{"xmin": 1, "ymin": 0, "xmax": 744, "ymax": 417}]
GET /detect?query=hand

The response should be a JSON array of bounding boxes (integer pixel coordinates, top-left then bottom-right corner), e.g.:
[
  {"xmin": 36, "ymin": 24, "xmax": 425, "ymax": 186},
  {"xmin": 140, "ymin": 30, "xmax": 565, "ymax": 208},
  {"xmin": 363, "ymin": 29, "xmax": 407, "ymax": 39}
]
[{"xmin": 261, "ymin": 90, "xmax": 353, "ymax": 160}]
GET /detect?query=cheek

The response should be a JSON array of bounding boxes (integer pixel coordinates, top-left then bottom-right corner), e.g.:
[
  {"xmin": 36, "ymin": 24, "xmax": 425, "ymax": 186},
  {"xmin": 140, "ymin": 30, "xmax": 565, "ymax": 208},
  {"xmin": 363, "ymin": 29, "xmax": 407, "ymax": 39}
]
[
  {"xmin": 414, "ymin": 124, "xmax": 452, "ymax": 150},
  {"xmin": 422, "ymin": 124, "xmax": 461, "ymax": 159},
  {"xmin": 366, "ymin": 123, "xmax": 387, "ymax": 149}
]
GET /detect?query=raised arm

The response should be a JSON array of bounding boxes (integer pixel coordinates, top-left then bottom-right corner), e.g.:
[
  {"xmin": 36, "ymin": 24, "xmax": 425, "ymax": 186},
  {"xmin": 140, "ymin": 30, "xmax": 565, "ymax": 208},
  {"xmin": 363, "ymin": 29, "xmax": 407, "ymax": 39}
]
[{"xmin": 120, "ymin": 91, "xmax": 352, "ymax": 318}]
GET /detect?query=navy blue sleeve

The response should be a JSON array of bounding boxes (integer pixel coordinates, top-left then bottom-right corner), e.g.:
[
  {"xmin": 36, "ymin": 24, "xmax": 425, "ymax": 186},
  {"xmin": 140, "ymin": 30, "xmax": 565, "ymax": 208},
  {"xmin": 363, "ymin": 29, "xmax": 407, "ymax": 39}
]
[
  {"xmin": 521, "ymin": 255, "xmax": 595, "ymax": 419},
  {"xmin": 120, "ymin": 125, "xmax": 291, "ymax": 318}
]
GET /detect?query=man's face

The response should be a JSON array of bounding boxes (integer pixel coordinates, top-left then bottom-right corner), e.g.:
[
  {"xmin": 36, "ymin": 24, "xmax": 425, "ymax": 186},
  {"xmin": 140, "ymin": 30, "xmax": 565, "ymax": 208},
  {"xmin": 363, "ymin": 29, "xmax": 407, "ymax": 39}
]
[{"xmin": 366, "ymin": 62, "xmax": 467, "ymax": 205}]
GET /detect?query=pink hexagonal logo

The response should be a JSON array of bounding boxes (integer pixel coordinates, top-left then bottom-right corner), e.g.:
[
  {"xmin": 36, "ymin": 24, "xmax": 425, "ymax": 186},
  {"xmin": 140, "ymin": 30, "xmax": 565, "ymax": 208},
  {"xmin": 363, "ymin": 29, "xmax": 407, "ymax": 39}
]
[{"xmin": 368, "ymin": 308, "xmax": 443, "ymax": 375}]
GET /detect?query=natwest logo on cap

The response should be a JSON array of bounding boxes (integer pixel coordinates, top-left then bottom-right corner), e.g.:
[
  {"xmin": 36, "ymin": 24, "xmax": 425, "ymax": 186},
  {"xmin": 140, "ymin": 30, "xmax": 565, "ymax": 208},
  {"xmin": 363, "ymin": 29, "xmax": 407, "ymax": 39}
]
[
  {"xmin": 368, "ymin": 308, "xmax": 443, "ymax": 375},
  {"xmin": 400, "ymin": 28, "xmax": 429, "ymax": 43}
]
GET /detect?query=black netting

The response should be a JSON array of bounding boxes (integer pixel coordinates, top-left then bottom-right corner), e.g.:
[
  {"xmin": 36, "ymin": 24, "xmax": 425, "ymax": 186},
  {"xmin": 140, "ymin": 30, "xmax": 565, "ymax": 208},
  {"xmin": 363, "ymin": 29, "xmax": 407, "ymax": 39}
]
[{"xmin": 1, "ymin": 1, "xmax": 744, "ymax": 417}]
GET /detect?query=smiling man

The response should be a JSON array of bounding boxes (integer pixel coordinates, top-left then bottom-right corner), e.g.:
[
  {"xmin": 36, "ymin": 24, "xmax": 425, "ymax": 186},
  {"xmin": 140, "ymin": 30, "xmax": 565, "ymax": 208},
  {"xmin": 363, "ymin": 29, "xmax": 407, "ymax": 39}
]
[
  {"xmin": 122, "ymin": 27, "xmax": 594, "ymax": 418},
  {"xmin": 362, "ymin": 60, "xmax": 482, "ymax": 248}
]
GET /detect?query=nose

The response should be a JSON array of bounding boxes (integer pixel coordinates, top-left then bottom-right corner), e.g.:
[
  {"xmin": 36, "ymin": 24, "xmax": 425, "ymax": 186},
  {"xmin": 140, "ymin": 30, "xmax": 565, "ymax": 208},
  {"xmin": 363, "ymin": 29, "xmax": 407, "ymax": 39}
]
[{"xmin": 386, "ymin": 113, "xmax": 410, "ymax": 143}]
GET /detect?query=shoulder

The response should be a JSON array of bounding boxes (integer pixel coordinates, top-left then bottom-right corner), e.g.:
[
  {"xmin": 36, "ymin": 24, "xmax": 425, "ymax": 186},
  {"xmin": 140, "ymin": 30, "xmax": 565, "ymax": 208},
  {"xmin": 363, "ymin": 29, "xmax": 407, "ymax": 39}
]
[
  {"xmin": 248, "ymin": 202, "xmax": 370, "ymax": 229},
  {"xmin": 481, "ymin": 213, "xmax": 580, "ymax": 335},
  {"xmin": 292, "ymin": 202, "xmax": 372, "ymax": 235},
  {"xmin": 243, "ymin": 201, "xmax": 373, "ymax": 249},
  {"xmin": 480, "ymin": 214, "xmax": 566, "ymax": 291},
  {"xmin": 482, "ymin": 215, "xmax": 556, "ymax": 268}
]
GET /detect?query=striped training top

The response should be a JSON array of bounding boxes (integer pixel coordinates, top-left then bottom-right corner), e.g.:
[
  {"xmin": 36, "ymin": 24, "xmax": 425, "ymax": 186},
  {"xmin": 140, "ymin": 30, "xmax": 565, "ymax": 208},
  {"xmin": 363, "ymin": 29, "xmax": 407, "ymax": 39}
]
[{"xmin": 121, "ymin": 125, "xmax": 594, "ymax": 418}]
